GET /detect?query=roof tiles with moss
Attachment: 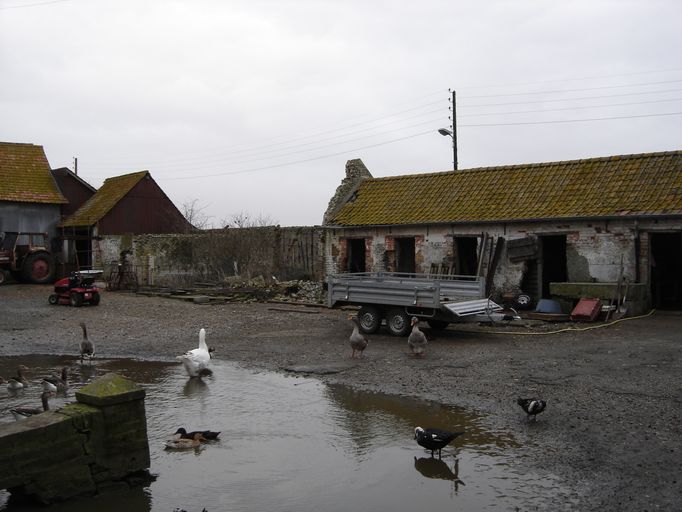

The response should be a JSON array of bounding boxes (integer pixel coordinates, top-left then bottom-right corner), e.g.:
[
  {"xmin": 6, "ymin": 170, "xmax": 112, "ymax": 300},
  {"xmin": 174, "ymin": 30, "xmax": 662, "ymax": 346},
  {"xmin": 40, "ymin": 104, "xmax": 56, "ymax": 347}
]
[
  {"xmin": 0, "ymin": 142, "xmax": 67, "ymax": 204},
  {"xmin": 330, "ymin": 151, "xmax": 682, "ymax": 226}
]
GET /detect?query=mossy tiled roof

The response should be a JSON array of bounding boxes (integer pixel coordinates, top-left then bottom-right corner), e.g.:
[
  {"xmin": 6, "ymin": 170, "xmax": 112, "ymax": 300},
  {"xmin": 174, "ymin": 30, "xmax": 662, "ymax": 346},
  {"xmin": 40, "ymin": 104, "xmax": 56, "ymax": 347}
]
[
  {"xmin": 330, "ymin": 151, "xmax": 682, "ymax": 226},
  {"xmin": 0, "ymin": 142, "xmax": 67, "ymax": 204},
  {"xmin": 60, "ymin": 171, "xmax": 149, "ymax": 227}
]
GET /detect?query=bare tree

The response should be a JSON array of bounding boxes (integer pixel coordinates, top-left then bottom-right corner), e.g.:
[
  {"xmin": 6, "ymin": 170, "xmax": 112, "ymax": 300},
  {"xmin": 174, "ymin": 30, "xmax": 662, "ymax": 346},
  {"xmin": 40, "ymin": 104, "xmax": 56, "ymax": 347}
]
[
  {"xmin": 223, "ymin": 211, "xmax": 278, "ymax": 228},
  {"xmin": 181, "ymin": 199, "xmax": 213, "ymax": 230}
]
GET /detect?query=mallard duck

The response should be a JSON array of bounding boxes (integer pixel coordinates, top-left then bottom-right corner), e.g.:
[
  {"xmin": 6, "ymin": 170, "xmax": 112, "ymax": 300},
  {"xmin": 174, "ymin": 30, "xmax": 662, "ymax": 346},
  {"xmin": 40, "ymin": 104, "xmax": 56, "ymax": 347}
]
[
  {"xmin": 7, "ymin": 365, "xmax": 29, "ymax": 390},
  {"xmin": 174, "ymin": 427, "xmax": 220, "ymax": 441},
  {"xmin": 517, "ymin": 397, "xmax": 547, "ymax": 421},
  {"xmin": 414, "ymin": 427, "xmax": 465, "ymax": 457},
  {"xmin": 42, "ymin": 367, "xmax": 68, "ymax": 394},
  {"xmin": 408, "ymin": 317, "xmax": 427, "ymax": 357},
  {"xmin": 79, "ymin": 322, "xmax": 95, "ymax": 363},
  {"xmin": 348, "ymin": 315, "xmax": 369, "ymax": 358},
  {"xmin": 165, "ymin": 432, "xmax": 205, "ymax": 450},
  {"xmin": 10, "ymin": 391, "xmax": 54, "ymax": 420},
  {"xmin": 177, "ymin": 328, "xmax": 211, "ymax": 378}
]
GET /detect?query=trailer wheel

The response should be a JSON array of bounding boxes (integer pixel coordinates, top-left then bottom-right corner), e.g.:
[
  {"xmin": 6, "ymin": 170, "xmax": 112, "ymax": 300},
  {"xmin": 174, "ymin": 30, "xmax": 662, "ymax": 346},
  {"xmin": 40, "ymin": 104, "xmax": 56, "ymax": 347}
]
[
  {"xmin": 357, "ymin": 306, "xmax": 381, "ymax": 334},
  {"xmin": 427, "ymin": 319, "xmax": 450, "ymax": 330},
  {"xmin": 48, "ymin": 293, "xmax": 59, "ymax": 305},
  {"xmin": 70, "ymin": 292, "xmax": 84, "ymax": 307},
  {"xmin": 386, "ymin": 308, "xmax": 410, "ymax": 336}
]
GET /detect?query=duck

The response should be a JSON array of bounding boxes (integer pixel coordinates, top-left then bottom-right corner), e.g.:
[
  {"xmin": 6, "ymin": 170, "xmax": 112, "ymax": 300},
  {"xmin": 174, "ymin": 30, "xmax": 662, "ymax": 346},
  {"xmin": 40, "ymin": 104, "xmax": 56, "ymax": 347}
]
[
  {"xmin": 408, "ymin": 317, "xmax": 428, "ymax": 357},
  {"xmin": 517, "ymin": 397, "xmax": 547, "ymax": 421},
  {"xmin": 177, "ymin": 328, "xmax": 211, "ymax": 378},
  {"xmin": 7, "ymin": 365, "xmax": 29, "ymax": 390},
  {"xmin": 79, "ymin": 322, "xmax": 95, "ymax": 363},
  {"xmin": 42, "ymin": 367, "xmax": 68, "ymax": 394},
  {"xmin": 10, "ymin": 391, "xmax": 54, "ymax": 420},
  {"xmin": 414, "ymin": 427, "xmax": 465, "ymax": 458},
  {"xmin": 348, "ymin": 315, "xmax": 369, "ymax": 358},
  {"xmin": 174, "ymin": 427, "xmax": 220, "ymax": 441},
  {"xmin": 164, "ymin": 432, "xmax": 205, "ymax": 450}
]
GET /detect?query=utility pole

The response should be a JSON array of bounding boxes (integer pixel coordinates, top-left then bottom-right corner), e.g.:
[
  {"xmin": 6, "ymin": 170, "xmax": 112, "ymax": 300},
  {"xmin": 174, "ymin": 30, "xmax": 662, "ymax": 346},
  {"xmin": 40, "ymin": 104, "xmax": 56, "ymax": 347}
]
[
  {"xmin": 449, "ymin": 88, "xmax": 458, "ymax": 170},
  {"xmin": 73, "ymin": 157, "xmax": 78, "ymax": 175},
  {"xmin": 438, "ymin": 89, "xmax": 458, "ymax": 170}
]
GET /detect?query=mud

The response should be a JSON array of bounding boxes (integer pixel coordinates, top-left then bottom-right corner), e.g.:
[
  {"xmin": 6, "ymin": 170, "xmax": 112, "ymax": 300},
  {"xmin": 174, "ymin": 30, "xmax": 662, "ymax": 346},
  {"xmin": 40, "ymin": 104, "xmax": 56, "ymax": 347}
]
[{"xmin": 1, "ymin": 284, "xmax": 680, "ymax": 511}]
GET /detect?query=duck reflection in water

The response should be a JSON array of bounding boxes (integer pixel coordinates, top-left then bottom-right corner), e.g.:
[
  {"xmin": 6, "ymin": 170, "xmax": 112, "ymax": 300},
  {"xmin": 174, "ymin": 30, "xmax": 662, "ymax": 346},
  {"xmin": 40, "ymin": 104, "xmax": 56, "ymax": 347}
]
[
  {"xmin": 183, "ymin": 377, "xmax": 209, "ymax": 396},
  {"xmin": 414, "ymin": 456, "xmax": 465, "ymax": 492}
]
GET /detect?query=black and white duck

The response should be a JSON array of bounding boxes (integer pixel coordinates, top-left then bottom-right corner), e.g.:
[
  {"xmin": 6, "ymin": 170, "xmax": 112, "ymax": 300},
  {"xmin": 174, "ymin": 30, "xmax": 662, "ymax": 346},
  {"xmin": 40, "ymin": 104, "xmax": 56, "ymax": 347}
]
[
  {"xmin": 10, "ymin": 391, "xmax": 54, "ymax": 420},
  {"xmin": 408, "ymin": 317, "xmax": 428, "ymax": 357},
  {"xmin": 177, "ymin": 328, "xmax": 211, "ymax": 378},
  {"xmin": 174, "ymin": 427, "xmax": 220, "ymax": 441},
  {"xmin": 348, "ymin": 315, "xmax": 369, "ymax": 358},
  {"xmin": 42, "ymin": 367, "xmax": 69, "ymax": 394},
  {"xmin": 7, "ymin": 365, "xmax": 29, "ymax": 391},
  {"xmin": 79, "ymin": 322, "xmax": 95, "ymax": 363},
  {"xmin": 414, "ymin": 427, "xmax": 465, "ymax": 457},
  {"xmin": 517, "ymin": 397, "xmax": 547, "ymax": 421}
]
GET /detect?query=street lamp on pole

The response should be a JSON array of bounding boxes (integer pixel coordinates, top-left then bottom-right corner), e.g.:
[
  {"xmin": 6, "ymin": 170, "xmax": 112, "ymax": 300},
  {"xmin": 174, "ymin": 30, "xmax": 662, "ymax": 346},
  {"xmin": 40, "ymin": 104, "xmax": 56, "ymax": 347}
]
[{"xmin": 437, "ymin": 89, "xmax": 458, "ymax": 170}]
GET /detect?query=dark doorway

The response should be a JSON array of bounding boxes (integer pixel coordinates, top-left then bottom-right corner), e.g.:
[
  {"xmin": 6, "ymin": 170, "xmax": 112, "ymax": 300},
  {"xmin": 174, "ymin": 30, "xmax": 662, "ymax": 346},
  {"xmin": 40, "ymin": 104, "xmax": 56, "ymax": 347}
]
[
  {"xmin": 540, "ymin": 235, "xmax": 567, "ymax": 298},
  {"xmin": 347, "ymin": 238, "xmax": 366, "ymax": 273},
  {"xmin": 650, "ymin": 232, "xmax": 682, "ymax": 308},
  {"xmin": 454, "ymin": 237, "xmax": 478, "ymax": 276},
  {"xmin": 395, "ymin": 237, "xmax": 415, "ymax": 274}
]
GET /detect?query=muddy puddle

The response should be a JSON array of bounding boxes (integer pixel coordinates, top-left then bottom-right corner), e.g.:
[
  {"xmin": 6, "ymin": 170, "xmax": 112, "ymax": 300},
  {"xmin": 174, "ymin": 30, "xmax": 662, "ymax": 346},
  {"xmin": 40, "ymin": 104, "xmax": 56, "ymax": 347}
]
[{"xmin": 0, "ymin": 355, "xmax": 574, "ymax": 511}]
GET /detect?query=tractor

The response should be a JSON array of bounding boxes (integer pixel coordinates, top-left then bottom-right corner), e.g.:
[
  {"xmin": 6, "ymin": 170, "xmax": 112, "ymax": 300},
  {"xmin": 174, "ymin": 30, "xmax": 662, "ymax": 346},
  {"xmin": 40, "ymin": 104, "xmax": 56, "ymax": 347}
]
[{"xmin": 0, "ymin": 231, "xmax": 55, "ymax": 285}]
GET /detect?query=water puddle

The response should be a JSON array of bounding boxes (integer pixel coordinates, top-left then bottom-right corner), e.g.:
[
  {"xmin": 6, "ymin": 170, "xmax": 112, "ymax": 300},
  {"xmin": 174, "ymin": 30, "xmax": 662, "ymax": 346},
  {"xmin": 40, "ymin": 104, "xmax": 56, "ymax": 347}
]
[{"xmin": 0, "ymin": 355, "xmax": 573, "ymax": 511}]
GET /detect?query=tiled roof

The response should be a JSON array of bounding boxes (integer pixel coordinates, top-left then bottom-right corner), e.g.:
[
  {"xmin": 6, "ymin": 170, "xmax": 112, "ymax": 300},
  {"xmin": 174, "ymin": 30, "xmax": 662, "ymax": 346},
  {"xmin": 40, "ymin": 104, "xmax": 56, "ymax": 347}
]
[
  {"xmin": 0, "ymin": 142, "xmax": 67, "ymax": 204},
  {"xmin": 330, "ymin": 151, "xmax": 682, "ymax": 226},
  {"xmin": 60, "ymin": 171, "xmax": 149, "ymax": 227}
]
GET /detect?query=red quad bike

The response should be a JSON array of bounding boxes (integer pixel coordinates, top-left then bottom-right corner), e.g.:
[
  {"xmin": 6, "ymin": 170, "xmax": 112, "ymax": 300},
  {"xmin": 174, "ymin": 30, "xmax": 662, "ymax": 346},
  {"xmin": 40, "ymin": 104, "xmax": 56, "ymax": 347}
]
[{"xmin": 49, "ymin": 273, "xmax": 101, "ymax": 307}]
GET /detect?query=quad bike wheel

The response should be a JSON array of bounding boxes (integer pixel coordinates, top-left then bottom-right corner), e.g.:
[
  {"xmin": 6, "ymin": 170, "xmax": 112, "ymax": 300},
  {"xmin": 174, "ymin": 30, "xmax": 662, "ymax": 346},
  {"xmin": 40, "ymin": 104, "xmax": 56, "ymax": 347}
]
[
  {"xmin": 70, "ymin": 292, "xmax": 84, "ymax": 307},
  {"xmin": 48, "ymin": 293, "xmax": 59, "ymax": 305}
]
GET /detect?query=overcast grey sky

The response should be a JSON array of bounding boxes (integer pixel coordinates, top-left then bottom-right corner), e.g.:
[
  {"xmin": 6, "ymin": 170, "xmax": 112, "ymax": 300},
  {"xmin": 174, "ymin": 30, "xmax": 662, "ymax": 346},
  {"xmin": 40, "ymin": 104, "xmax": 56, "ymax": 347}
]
[{"xmin": 1, "ymin": 0, "xmax": 681, "ymax": 226}]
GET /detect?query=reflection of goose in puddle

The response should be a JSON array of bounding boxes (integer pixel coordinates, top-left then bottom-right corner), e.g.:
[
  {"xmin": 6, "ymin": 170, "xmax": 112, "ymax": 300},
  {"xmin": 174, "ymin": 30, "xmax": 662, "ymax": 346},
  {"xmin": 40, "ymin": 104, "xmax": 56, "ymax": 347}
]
[
  {"xmin": 183, "ymin": 377, "xmax": 210, "ymax": 396},
  {"xmin": 76, "ymin": 363, "xmax": 98, "ymax": 383},
  {"xmin": 414, "ymin": 456, "xmax": 465, "ymax": 493}
]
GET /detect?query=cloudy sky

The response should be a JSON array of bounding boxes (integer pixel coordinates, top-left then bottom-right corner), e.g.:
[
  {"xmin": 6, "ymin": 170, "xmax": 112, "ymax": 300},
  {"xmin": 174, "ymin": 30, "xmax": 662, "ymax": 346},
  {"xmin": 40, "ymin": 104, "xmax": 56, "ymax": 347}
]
[{"xmin": 1, "ymin": 0, "xmax": 681, "ymax": 226}]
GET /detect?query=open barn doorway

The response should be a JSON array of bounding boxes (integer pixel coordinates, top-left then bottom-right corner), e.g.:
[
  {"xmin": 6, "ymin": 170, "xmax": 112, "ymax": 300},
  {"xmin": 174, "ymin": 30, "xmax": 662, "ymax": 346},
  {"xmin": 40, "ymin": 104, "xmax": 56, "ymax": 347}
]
[
  {"xmin": 540, "ymin": 235, "xmax": 567, "ymax": 298},
  {"xmin": 347, "ymin": 238, "xmax": 366, "ymax": 273},
  {"xmin": 650, "ymin": 232, "xmax": 682, "ymax": 309},
  {"xmin": 395, "ymin": 237, "xmax": 415, "ymax": 274}
]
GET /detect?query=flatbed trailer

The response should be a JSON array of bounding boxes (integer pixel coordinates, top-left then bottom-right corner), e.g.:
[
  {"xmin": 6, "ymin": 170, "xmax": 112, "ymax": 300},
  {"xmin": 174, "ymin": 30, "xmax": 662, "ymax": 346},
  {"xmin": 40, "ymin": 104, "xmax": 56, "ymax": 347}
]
[{"xmin": 327, "ymin": 272, "xmax": 503, "ymax": 336}]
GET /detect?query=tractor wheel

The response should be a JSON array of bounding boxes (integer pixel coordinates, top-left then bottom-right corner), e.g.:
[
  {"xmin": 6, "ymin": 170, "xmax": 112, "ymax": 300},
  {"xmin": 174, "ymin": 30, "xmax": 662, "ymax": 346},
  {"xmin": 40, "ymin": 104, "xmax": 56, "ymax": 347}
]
[
  {"xmin": 70, "ymin": 292, "xmax": 84, "ymax": 307},
  {"xmin": 357, "ymin": 306, "xmax": 381, "ymax": 334},
  {"xmin": 386, "ymin": 308, "xmax": 411, "ymax": 336},
  {"xmin": 90, "ymin": 292, "xmax": 101, "ymax": 306},
  {"xmin": 22, "ymin": 253, "xmax": 55, "ymax": 284},
  {"xmin": 48, "ymin": 293, "xmax": 59, "ymax": 305}
]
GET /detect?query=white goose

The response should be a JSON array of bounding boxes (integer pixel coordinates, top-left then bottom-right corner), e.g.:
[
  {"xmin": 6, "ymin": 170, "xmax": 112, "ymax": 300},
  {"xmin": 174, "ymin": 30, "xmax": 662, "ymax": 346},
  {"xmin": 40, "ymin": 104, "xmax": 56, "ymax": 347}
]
[{"xmin": 177, "ymin": 328, "xmax": 211, "ymax": 378}]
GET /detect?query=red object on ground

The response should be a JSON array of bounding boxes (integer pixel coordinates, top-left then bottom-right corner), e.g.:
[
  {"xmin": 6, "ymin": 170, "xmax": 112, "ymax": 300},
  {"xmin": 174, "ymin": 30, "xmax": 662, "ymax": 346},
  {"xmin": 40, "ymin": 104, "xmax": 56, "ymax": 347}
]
[
  {"xmin": 48, "ymin": 273, "xmax": 101, "ymax": 307},
  {"xmin": 570, "ymin": 298, "xmax": 602, "ymax": 321}
]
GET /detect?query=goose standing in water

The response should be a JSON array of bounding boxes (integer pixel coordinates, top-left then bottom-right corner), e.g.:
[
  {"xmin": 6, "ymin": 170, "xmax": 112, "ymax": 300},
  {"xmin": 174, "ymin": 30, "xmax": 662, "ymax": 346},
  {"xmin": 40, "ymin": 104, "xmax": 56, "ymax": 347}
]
[
  {"xmin": 348, "ymin": 315, "xmax": 369, "ymax": 358},
  {"xmin": 408, "ymin": 317, "xmax": 428, "ymax": 357},
  {"xmin": 177, "ymin": 328, "xmax": 211, "ymax": 378},
  {"xmin": 79, "ymin": 322, "xmax": 95, "ymax": 363},
  {"xmin": 7, "ymin": 365, "xmax": 29, "ymax": 390},
  {"xmin": 414, "ymin": 427, "xmax": 465, "ymax": 458},
  {"xmin": 10, "ymin": 391, "xmax": 54, "ymax": 420}
]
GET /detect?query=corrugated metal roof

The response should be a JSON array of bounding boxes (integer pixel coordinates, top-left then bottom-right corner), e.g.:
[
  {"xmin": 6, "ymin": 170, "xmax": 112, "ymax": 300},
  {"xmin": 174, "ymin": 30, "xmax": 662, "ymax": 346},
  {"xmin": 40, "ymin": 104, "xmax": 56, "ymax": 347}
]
[
  {"xmin": 60, "ymin": 171, "xmax": 149, "ymax": 227},
  {"xmin": 0, "ymin": 142, "xmax": 67, "ymax": 204},
  {"xmin": 330, "ymin": 151, "xmax": 682, "ymax": 226}
]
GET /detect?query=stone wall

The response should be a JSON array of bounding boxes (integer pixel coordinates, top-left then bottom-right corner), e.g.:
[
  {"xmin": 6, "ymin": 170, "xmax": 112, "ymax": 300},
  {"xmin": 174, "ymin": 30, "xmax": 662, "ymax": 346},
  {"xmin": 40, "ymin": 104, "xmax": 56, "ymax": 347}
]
[
  {"xmin": 0, "ymin": 373, "xmax": 150, "ymax": 505},
  {"xmin": 95, "ymin": 226, "xmax": 326, "ymax": 287}
]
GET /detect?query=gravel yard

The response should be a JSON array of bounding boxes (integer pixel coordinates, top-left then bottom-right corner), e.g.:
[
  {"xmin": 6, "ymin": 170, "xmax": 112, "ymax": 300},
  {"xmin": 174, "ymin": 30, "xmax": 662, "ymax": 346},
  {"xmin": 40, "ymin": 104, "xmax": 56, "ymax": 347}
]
[{"xmin": 1, "ymin": 284, "xmax": 680, "ymax": 511}]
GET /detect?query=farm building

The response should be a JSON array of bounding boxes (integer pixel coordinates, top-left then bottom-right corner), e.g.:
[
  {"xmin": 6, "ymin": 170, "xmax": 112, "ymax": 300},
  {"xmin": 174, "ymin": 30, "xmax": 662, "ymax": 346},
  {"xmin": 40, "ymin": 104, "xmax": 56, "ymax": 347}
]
[
  {"xmin": 51, "ymin": 167, "xmax": 96, "ymax": 219},
  {"xmin": 59, "ymin": 170, "xmax": 192, "ymax": 269},
  {"xmin": 323, "ymin": 151, "xmax": 682, "ymax": 313}
]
